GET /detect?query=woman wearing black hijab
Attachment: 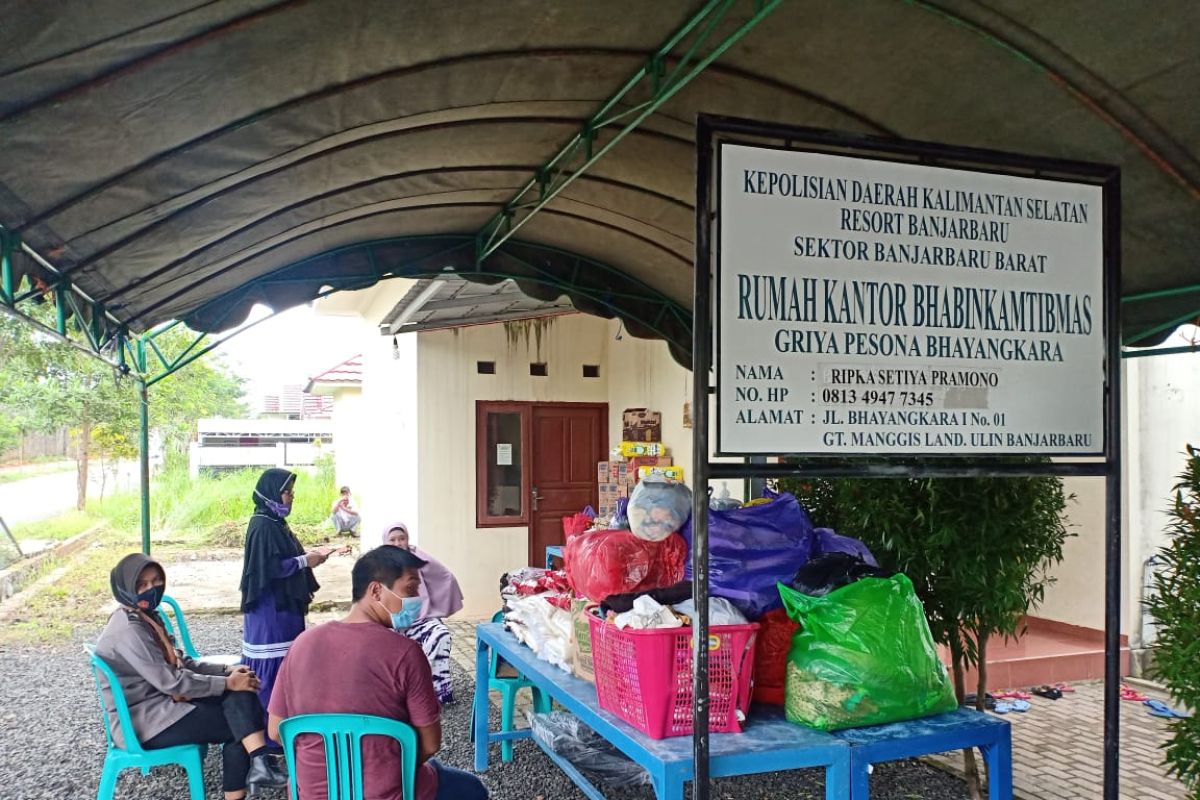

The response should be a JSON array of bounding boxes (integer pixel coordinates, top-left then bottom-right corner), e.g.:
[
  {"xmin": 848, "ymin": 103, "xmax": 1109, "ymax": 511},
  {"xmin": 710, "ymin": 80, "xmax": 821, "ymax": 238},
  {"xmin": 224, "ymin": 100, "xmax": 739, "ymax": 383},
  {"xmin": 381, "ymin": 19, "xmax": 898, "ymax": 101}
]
[
  {"xmin": 96, "ymin": 553, "xmax": 287, "ymax": 799},
  {"xmin": 238, "ymin": 468, "xmax": 334, "ymax": 726}
]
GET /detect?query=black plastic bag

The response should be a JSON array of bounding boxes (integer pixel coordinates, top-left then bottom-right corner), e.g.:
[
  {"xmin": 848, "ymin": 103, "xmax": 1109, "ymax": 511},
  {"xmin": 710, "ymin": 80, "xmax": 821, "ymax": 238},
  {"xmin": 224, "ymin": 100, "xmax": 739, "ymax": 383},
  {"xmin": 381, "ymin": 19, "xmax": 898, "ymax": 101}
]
[{"xmin": 791, "ymin": 552, "xmax": 893, "ymax": 597}]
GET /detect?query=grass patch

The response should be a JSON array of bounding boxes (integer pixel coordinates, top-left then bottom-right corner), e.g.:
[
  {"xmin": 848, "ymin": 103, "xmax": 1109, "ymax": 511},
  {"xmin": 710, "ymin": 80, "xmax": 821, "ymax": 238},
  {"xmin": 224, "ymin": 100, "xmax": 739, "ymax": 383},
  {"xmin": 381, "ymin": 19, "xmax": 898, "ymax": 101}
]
[
  {"xmin": 86, "ymin": 460, "xmax": 338, "ymax": 547},
  {"xmin": 0, "ymin": 525, "xmax": 130, "ymax": 644},
  {"xmin": 10, "ymin": 509, "xmax": 99, "ymax": 544},
  {"xmin": 0, "ymin": 460, "xmax": 74, "ymax": 484}
]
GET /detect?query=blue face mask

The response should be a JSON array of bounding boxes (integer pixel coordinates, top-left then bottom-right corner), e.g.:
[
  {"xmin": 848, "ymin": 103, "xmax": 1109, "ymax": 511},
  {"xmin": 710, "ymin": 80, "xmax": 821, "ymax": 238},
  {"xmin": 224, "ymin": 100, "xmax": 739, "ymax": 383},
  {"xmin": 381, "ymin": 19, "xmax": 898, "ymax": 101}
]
[
  {"xmin": 378, "ymin": 587, "xmax": 423, "ymax": 631},
  {"xmin": 136, "ymin": 585, "xmax": 164, "ymax": 612}
]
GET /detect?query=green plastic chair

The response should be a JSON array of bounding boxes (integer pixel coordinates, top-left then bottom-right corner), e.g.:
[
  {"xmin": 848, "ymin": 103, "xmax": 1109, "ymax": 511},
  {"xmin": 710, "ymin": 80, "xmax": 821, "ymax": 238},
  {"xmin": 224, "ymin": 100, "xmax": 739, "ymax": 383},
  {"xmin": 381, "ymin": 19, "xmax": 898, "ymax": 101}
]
[
  {"xmin": 85, "ymin": 645, "xmax": 207, "ymax": 800},
  {"xmin": 157, "ymin": 595, "xmax": 241, "ymax": 668},
  {"xmin": 157, "ymin": 594, "xmax": 200, "ymax": 659},
  {"xmin": 488, "ymin": 610, "xmax": 551, "ymax": 762},
  {"xmin": 279, "ymin": 713, "xmax": 418, "ymax": 800}
]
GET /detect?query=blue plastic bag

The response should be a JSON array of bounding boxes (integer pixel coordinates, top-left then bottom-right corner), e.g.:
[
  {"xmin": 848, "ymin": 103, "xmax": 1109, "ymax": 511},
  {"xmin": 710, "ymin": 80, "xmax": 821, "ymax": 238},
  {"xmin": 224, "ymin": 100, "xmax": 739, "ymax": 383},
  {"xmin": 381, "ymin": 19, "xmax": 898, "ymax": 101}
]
[{"xmin": 682, "ymin": 489, "xmax": 815, "ymax": 619}]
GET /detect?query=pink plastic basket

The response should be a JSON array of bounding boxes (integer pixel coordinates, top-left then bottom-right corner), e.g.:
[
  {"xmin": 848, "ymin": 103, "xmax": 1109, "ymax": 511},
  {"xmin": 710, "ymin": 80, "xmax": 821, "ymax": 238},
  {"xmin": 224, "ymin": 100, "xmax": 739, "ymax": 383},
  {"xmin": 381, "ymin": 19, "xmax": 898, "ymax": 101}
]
[{"xmin": 587, "ymin": 611, "xmax": 759, "ymax": 739}]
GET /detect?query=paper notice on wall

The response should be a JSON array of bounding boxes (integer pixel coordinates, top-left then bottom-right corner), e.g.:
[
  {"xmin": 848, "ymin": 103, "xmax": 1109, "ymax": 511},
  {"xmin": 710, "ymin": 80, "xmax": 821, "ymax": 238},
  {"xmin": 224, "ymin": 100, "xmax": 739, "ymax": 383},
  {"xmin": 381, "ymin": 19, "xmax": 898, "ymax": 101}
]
[{"xmin": 496, "ymin": 443, "xmax": 513, "ymax": 465}]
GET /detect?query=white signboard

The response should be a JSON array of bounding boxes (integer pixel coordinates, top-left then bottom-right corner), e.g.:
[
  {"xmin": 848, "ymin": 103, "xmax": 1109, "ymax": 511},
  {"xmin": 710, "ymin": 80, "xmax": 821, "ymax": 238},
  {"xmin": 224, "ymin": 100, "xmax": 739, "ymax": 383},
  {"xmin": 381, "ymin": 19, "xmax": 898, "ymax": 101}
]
[{"xmin": 716, "ymin": 143, "xmax": 1106, "ymax": 455}]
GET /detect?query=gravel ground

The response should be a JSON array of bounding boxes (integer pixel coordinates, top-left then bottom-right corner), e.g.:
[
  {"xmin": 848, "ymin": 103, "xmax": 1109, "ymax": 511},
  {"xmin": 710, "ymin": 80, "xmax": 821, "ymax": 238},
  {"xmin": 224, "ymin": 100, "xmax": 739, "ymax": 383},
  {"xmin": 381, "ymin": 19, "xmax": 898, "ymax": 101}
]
[{"xmin": 0, "ymin": 617, "xmax": 971, "ymax": 799}]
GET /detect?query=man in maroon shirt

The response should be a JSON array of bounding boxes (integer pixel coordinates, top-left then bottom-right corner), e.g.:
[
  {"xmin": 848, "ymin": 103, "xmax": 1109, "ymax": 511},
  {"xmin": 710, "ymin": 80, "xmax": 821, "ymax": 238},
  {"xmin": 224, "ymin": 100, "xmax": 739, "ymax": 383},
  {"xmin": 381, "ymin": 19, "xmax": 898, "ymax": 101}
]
[{"xmin": 268, "ymin": 546, "xmax": 488, "ymax": 800}]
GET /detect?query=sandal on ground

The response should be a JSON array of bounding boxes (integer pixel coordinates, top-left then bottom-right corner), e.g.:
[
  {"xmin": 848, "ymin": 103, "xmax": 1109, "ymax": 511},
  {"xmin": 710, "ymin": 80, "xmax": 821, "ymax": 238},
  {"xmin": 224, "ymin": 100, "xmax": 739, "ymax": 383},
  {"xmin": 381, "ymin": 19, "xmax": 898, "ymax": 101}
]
[
  {"xmin": 1121, "ymin": 685, "xmax": 1149, "ymax": 702},
  {"xmin": 964, "ymin": 692, "xmax": 997, "ymax": 710},
  {"xmin": 1145, "ymin": 699, "xmax": 1192, "ymax": 719},
  {"xmin": 1032, "ymin": 685, "xmax": 1063, "ymax": 700}
]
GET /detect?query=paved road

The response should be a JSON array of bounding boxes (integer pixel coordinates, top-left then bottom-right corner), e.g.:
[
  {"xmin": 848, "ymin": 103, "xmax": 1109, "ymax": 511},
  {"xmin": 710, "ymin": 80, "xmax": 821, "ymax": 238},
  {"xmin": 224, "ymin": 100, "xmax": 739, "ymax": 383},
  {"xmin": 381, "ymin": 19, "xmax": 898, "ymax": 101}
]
[{"xmin": 0, "ymin": 461, "xmax": 137, "ymax": 525}]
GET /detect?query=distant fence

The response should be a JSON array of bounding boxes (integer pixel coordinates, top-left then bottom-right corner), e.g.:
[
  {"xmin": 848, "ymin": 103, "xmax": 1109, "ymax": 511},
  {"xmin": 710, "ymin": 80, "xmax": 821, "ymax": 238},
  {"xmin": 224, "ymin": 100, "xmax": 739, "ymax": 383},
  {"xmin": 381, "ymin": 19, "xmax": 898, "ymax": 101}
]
[{"xmin": 0, "ymin": 429, "xmax": 71, "ymax": 464}]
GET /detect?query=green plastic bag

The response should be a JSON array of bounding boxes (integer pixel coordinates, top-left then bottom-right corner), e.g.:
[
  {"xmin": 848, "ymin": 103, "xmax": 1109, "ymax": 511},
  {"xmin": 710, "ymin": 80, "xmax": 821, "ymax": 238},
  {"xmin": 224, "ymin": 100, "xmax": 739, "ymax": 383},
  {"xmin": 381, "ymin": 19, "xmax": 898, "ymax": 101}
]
[{"xmin": 777, "ymin": 574, "xmax": 957, "ymax": 731}]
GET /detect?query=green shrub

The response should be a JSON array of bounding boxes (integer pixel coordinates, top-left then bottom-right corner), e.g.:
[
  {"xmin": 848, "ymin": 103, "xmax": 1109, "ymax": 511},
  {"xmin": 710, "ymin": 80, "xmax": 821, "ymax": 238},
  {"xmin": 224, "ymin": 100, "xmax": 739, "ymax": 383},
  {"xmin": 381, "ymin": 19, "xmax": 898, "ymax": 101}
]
[{"xmin": 1147, "ymin": 445, "xmax": 1200, "ymax": 795}]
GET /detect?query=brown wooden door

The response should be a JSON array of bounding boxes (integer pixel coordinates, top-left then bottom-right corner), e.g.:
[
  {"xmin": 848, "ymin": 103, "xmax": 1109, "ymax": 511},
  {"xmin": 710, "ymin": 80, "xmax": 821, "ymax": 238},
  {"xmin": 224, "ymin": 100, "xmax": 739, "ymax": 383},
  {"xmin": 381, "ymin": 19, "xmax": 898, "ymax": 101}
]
[{"xmin": 529, "ymin": 403, "xmax": 606, "ymax": 566}]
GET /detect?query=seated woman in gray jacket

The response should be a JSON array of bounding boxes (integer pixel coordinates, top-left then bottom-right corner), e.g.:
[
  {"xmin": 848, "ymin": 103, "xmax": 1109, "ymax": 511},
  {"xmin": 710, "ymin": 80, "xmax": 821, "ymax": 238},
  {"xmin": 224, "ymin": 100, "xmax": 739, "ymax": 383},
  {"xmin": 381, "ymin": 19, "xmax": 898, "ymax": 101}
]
[{"xmin": 96, "ymin": 553, "xmax": 288, "ymax": 800}]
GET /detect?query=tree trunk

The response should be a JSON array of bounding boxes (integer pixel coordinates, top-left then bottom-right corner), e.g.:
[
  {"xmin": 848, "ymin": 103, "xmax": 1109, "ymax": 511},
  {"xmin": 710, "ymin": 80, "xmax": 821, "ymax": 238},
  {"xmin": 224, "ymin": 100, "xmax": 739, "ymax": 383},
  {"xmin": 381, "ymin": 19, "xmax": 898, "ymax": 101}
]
[
  {"xmin": 971, "ymin": 630, "xmax": 992, "ymax": 798},
  {"xmin": 76, "ymin": 417, "xmax": 91, "ymax": 511},
  {"xmin": 950, "ymin": 633, "xmax": 983, "ymax": 800}
]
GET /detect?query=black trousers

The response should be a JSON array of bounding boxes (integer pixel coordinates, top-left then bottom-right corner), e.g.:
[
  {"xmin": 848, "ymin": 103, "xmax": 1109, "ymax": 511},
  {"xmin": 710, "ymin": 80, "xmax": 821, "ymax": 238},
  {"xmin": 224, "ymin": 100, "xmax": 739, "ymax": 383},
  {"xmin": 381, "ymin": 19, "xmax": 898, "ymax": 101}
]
[{"xmin": 143, "ymin": 690, "xmax": 264, "ymax": 792}]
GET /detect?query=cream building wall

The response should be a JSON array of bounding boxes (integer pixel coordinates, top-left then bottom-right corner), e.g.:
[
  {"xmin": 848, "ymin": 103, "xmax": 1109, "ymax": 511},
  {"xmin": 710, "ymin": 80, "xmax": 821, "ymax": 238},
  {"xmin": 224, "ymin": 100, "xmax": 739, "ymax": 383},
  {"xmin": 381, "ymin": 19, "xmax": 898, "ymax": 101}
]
[
  {"xmin": 1036, "ymin": 476, "xmax": 1109, "ymax": 632},
  {"xmin": 1123, "ymin": 350, "xmax": 1200, "ymax": 647},
  {"xmin": 328, "ymin": 385, "xmax": 365, "ymax": 498},
  {"xmin": 414, "ymin": 314, "xmax": 611, "ymax": 616}
]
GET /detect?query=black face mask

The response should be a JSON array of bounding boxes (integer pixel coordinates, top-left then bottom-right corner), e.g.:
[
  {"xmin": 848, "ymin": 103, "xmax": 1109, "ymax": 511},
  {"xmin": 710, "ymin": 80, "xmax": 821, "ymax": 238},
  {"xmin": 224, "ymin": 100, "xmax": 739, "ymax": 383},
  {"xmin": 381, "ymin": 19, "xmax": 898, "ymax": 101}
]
[{"xmin": 135, "ymin": 585, "xmax": 165, "ymax": 612}]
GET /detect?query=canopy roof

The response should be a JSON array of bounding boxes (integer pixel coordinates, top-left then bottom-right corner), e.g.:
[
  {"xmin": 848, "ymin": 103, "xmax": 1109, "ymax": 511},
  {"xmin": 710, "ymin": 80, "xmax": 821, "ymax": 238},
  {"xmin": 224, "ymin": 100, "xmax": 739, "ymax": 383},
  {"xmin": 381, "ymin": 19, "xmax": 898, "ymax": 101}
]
[
  {"xmin": 1, "ymin": 0, "xmax": 1198, "ymax": 360},
  {"xmin": 381, "ymin": 278, "xmax": 574, "ymax": 335}
]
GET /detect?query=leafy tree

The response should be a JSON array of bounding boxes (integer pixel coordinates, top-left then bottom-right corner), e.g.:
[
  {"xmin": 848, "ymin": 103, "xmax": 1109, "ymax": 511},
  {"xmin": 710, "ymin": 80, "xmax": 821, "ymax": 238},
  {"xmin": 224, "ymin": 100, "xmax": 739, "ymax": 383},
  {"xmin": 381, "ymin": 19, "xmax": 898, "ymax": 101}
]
[
  {"xmin": 1146, "ymin": 446, "xmax": 1200, "ymax": 796},
  {"xmin": 0, "ymin": 315, "xmax": 245, "ymax": 509},
  {"xmin": 783, "ymin": 467, "xmax": 1072, "ymax": 797}
]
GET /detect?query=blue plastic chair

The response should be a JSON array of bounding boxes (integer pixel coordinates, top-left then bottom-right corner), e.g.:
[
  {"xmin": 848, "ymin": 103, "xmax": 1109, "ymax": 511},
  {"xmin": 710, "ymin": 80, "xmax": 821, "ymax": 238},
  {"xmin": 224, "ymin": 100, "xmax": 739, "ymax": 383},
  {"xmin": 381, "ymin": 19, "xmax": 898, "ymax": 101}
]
[
  {"xmin": 157, "ymin": 594, "xmax": 241, "ymax": 668},
  {"xmin": 488, "ymin": 610, "xmax": 551, "ymax": 761},
  {"xmin": 157, "ymin": 594, "xmax": 200, "ymax": 659},
  {"xmin": 279, "ymin": 713, "xmax": 418, "ymax": 800},
  {"xmin": 85, "ymin": 645, "xmax": 206, "ymax": 800}
]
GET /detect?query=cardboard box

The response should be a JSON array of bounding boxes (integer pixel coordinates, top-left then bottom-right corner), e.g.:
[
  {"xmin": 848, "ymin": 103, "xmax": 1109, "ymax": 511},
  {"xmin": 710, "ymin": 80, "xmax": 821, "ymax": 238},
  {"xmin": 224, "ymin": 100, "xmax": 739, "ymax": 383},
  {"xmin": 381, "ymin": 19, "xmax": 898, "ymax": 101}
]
[
  {"xmin": 628, "ymin": 455, "xmax": 673, "ymax": 485},
  {"xmin": 597, "ymin": 482, "xmax": 629, "ymax": 518},
  {"xmin": 628, "ymin": 455, "xmax": 672, "ymax": 472},
  {"xmin": 622, "ymin": 408, "xmax": 663, "ymax": 442},
  {"xmin": 596, "ymin": 460, "xmax": 631, "ymax": 486}
]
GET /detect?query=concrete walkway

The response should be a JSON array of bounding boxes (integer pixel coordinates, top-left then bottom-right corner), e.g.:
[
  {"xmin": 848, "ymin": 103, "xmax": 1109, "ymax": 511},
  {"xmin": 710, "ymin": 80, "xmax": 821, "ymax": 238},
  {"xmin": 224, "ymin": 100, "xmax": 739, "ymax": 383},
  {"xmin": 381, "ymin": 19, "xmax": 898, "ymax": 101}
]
[
  {"xmin": 927, "ymin": 680, "xmax": 1189, "ymax": 800},
  {"xmin": 447, "ymin": 619, "xmax": 1189, "ymax": 799},
  {"xmin": 155, "ymin": 549, "xmax": 356, "ymax": 613}
]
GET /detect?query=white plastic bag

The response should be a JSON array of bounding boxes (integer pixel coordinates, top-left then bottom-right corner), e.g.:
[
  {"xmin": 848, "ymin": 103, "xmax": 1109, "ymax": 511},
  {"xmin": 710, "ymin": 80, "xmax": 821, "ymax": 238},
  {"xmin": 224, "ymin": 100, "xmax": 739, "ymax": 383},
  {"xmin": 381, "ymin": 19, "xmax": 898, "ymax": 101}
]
[
  {"xmin": 627, "ymin": 477, "xmax": 692, "ymax": 542},
  {"xmin": 613, "ymin": 594, "xmax": 683, "ymax": 630},
  {"xmin": 672, "ymin": 597, "xmax": 748, "ymax": 626}
]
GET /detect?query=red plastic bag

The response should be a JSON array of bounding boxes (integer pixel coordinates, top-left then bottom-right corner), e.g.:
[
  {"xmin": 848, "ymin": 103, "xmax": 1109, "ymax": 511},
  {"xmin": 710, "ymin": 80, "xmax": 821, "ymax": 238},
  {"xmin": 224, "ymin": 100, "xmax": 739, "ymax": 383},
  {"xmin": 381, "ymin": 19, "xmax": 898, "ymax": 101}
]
[
  {"xmin": 752, "ymin": 607, "xmax": 800, "ymax": 705},
  {"xmin": 562, "ymin": 505, "xmax": 596, "ymax": 538},
  {"xmin": 564, "ymin": 529, "xmax": 687, "ymax": 603}
]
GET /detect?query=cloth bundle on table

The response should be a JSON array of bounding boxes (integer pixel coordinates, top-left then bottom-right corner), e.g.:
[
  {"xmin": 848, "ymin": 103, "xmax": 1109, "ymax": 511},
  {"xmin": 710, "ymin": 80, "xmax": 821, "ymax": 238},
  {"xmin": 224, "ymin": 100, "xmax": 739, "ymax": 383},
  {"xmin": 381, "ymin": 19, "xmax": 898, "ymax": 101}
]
[
  {"xmin": 382, "ymin": 522, "xmax": 464, "ymax": 704},
  {"xmin": 499, "ymin": 567, "xmax": 575, "ymax": 671},
  {"xmin": 239, "ymin": 468, "xmax": 318, "ymax": 728}
]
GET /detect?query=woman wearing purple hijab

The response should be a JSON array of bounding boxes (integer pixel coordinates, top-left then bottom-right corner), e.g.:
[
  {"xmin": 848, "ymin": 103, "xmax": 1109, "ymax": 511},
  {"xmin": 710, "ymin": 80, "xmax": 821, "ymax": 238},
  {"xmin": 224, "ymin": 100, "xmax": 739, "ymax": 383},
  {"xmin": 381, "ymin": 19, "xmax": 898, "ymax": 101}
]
[
  {"xmin": 383, "ymin": 521, "xmax": 463, "ymax": 704},
  {"xmin": 239, "ymin": 469, "xmax": 336, "ymax": 730}
]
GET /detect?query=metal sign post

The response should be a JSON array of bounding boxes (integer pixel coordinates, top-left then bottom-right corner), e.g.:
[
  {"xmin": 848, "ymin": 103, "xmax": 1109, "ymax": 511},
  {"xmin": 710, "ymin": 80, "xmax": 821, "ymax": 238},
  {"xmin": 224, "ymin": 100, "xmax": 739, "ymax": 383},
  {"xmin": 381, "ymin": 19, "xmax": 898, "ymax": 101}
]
[{"xmin": 691, "ymin": 114, "xmax": 1121, "ymax": 800}]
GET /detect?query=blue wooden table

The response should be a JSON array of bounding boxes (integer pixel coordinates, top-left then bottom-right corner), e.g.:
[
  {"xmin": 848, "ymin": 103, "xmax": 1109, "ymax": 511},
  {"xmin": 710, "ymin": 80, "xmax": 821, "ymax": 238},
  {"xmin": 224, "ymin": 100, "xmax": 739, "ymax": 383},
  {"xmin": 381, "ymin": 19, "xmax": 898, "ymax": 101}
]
[
  {"xmin": 473, "ymin": 623, "xmax": 1012, "ymax": 799},
  {"xmin": 838, "ymin": 708, "xmax": 1011, "ymax": 800},
  {"xmin": 474, "ymin": 623, "xmax": 851, "ymax": 800}
]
